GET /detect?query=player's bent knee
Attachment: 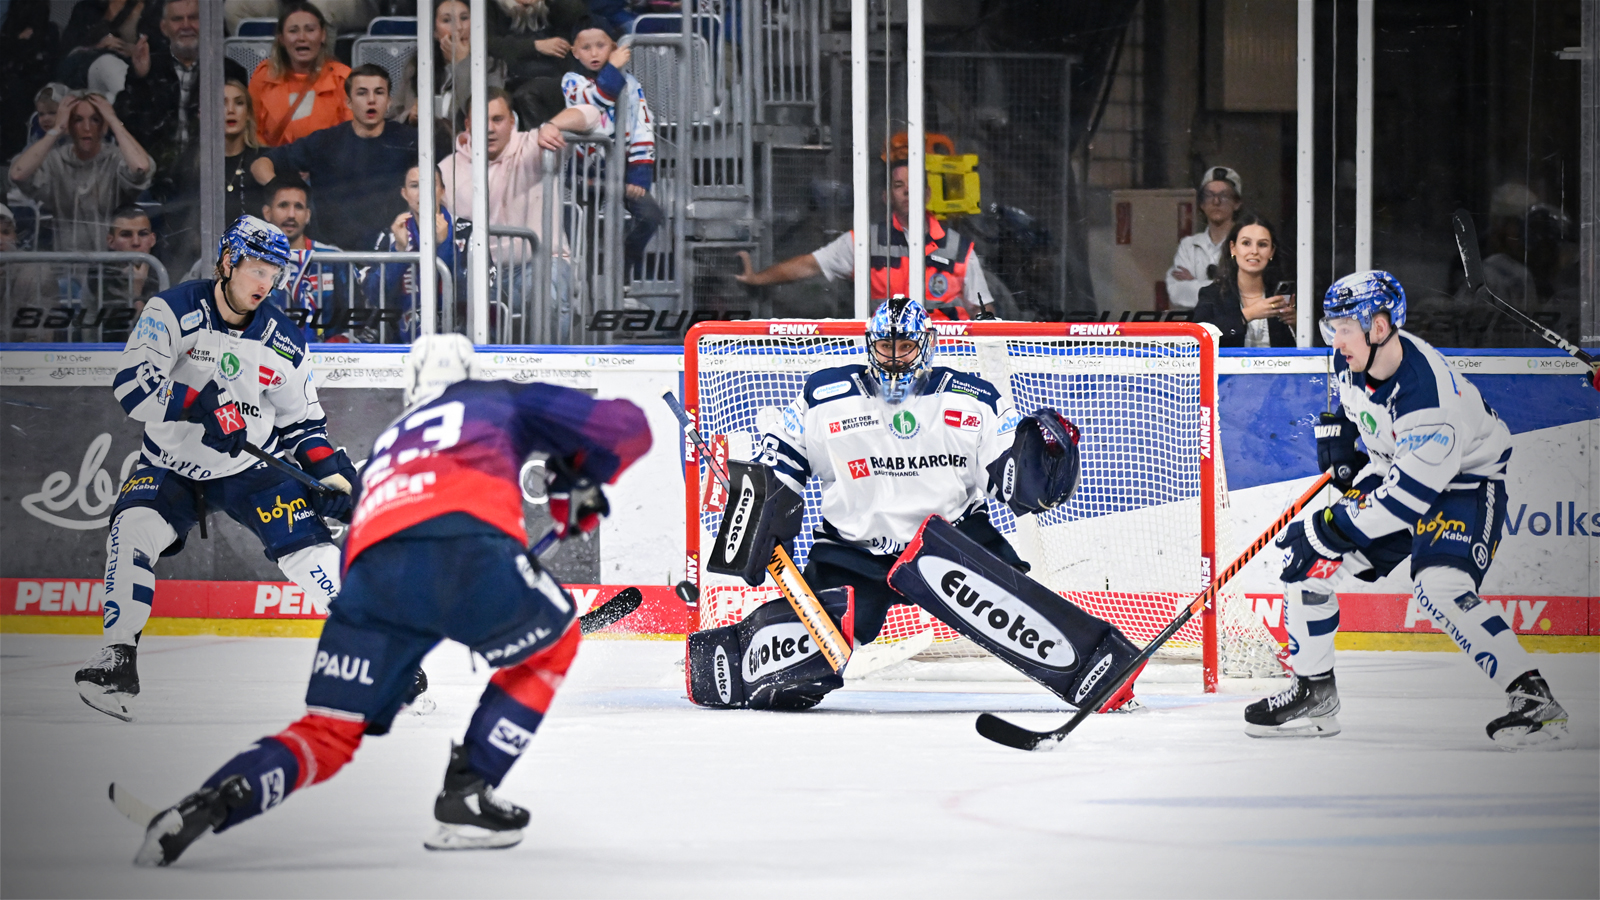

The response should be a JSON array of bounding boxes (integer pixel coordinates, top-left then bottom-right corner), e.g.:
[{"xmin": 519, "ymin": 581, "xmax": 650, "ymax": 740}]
[
  {"xmin": 686, "ymin": 588, "xmax": 854, "ymax": 710},
  {"xmin": 275, "ymin": 713, "xmax": 366, "ymax": 790},
  {"xmin": 487, "ymin": 624, "xmax": 582, "ymax": 715}
]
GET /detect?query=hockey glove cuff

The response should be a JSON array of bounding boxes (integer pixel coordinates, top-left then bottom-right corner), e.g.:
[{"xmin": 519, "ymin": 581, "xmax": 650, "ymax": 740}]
[
  {"xmin": 311, "ymin": 488, "xmax": 355, "ymax": 523},
  {"xmin": 1315, "ymin": 410, "xmax": 1368, "ymax": 490},
  {"xmin": 185, "ymin": 383, "xmax": 248, "ymax": 457},
  {"xmin": 1276, "ymin": 511, "xmax": 1360, "ymax": 583}
]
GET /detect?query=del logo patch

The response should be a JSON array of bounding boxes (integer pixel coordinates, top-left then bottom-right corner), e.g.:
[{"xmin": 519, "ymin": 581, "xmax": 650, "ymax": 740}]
[
  {"xmin": 943, "ymin": 408, "xmax": 981, "ymax": 431},
  {"xmin": 258, "ymin": 365, "xmax": 285, "ymax": 388}
]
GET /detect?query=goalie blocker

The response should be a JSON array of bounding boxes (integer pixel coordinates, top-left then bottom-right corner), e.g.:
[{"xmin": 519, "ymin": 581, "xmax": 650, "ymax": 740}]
[
  {"xmin": 888, "ymin": 516, "xmax": 1143, "ymax": 712},
  {"xmin": 688, "ymin": 516, "xmax": 1141, "ymax": 713}
]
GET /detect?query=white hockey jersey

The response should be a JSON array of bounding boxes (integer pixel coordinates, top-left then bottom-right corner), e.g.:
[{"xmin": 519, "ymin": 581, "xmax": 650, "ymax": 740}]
[
  {"xmin": 761, "ymin": 365, "xmax": 1018, "ymax": 556},
  {"xmin": 1329, "ymin": 330, "xmax": 1513, "ymax": 544},
  {"xmin": 110, "ymin": 279, "xmax": 333, "ymax": 481}
]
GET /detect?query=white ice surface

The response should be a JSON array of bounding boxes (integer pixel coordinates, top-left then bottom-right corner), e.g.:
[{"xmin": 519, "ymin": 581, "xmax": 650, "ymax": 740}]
[{"xmin": 2, "ymin": 635, "xmax": 1596, "ymax": 899}]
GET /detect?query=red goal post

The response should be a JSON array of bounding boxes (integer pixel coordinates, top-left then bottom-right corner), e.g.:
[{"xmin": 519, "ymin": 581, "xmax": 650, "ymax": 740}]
[{"xmin": 683, "ymin": 319, "xmax": 1238, "ymax": 690}]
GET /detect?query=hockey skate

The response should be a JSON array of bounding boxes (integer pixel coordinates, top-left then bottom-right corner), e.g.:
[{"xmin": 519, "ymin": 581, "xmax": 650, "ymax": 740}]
[
  {"xmin": 132, "ymin": 775, "xmax": 252, "ymax": 867},
  {"xmin": 402, "ymin": 668, "xmax": 436, "ymax": 716},
  {"xmin": 1244, "ymin": 671, "xmax": 1341, "ymax": 738},
  {"xmin": 76, "ymin": 644, "xmax": 139, "ymax": 722},
  {"xmin": 424, "ymin": 743, "xmax": 529, "ymax": 851},
  {"xmin": 1487, "ymin": 670, "xmax": 1570, "ymax": 750}
]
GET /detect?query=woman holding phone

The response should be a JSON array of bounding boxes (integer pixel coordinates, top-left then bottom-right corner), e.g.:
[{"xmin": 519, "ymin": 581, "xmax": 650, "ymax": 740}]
[{"xmin": 1192, "ymin": 213, "xmax": 1298, "ymax": 347}]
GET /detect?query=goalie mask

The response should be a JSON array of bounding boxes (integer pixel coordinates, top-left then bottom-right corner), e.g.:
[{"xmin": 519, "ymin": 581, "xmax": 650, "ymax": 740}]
[
  {"xmin": 404, "ymin": 334, "xmax": 480, "ymax": 407},
  {"xmin": 865, "ymin": 296, "xmax": 935, "ymax": 404}
]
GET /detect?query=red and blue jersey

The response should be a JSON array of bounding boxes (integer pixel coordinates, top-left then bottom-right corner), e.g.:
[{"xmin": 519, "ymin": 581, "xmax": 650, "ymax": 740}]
[{"xmin": 344, "ymin": 379, "xmax": 651, "ymax": 568}]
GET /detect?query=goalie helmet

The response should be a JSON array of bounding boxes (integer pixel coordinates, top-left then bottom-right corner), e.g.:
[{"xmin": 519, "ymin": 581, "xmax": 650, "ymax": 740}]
[
  {"xmin": 1320, "ymin": 270, "xmax": 1406, "ymax": 343},
  {"xmin": 865, "ymin": 296, "xmax": 935, "ymax": 403},
  {"xmin": 217, "ymin": 215, "xmax": 292, "ymax": 291},
  {"xmin": 404, "ymin": 334, "xmax": 480, "ymax": 407}
]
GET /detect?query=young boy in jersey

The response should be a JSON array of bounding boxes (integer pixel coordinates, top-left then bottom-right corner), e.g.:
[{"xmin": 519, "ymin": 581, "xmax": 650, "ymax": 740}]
[
  {"xmin": 75, "ymin": 216, "xmax": 361, "ymax": 722},
  {"xmin": 125, "ymin": 335, "xmax": 652, "ymax": 865},
  {"xmin": 686, "ymin": 298, "xmax": 1143, "ymax": 712},
  {"xmin": 561, "ymin": 18, "xmax": 663, "ymax": 277},
  {"xmin": 1249, "ymin": 270, "xmax": 1569, "ymax": 748}
]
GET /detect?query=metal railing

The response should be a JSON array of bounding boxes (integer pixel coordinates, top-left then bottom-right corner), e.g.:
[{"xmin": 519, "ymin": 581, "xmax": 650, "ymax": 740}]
[
  {"xmin": 298, "ymin": 251, "xmax": 455, "ymax": 344},
  {"xmin": 2, "ymin": 252, "xmax": 170, "ymax": 342}
]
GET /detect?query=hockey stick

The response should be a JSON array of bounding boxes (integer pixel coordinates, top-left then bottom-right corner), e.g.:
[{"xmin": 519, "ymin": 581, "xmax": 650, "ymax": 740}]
[
  {"xmin": 662, "ymin": 391, "xmax": 852, "ymax": 672},
  {"xmin": 1450, "ymin": 209, "xmax": 1599, "ymax": 387},
  {"xmin": 579, "ymin": 586, "xmax": 643, "ymax": 634},
  {"xmin": 109, "ymin": 782, "xmax": 160, "ymax": 828},
  {"xmin": 975, "ymin": 471, "xmax": 1334, "ymax": 751},
  {"xmin": 241, "ymin": 442, "xmax": 336, "ymax": 495}
]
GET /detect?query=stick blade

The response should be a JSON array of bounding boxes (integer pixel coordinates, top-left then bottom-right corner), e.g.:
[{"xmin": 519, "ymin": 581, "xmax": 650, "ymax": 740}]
[
  {"xmin": 579, "ymin": 587, "xmax": 643, "ymax": 635},
  {"xmin": 109, "ymin": 782, "xmax": 160, "ymax": 829},
  {"xmin": 975, "ymin": 713, "xmax": 1065, "ymax": 752},
  {"xmin": 1450, "ymin": 209, "xmax": 1485, "ymax": 292}
]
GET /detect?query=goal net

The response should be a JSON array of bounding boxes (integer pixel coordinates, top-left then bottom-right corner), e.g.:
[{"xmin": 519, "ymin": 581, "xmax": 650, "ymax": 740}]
[{"xmin": 683, "ymin": 320, "xmax": 1284, "ymax": 690}]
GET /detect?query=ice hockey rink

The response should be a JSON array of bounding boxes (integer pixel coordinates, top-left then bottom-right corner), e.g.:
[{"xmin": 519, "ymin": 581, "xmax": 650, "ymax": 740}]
[{"xmin": 2, "ymin": 634, "xmax": 1594, "ymax": 898}]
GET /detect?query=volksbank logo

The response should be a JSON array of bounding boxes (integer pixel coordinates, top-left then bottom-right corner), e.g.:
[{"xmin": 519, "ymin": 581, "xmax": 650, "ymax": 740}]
[
  {"xmin": 917, "ymin": 557, "xmax": 1073, "ymax": 669},
  {"xmin": 743, "ymin": 622, "xmax": 816, "ymax": 681},
  {"xmin": 1505, "ymin": 502, "xmax": 1598, "ymax": 537}
]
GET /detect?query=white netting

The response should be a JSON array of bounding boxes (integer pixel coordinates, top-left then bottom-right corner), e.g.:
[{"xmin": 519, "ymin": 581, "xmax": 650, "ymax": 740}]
[{"xmin": 688, "ymin": 324, "xmax": 1283, "ymax": 682}]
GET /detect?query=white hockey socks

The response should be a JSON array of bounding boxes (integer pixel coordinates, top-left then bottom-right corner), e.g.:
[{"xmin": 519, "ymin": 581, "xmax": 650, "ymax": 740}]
[
  {"xmin": 1283, "ymin": 581, "xmax": 1340, "ymax": 677},
  {"xmin": 276, "ymin": 544, "xmax": 343, "ymax": 614},
  {"xmin": 102, "ymin": 508, "xmax": 178, "ymax": 646},
  {"xmin": 1412, "ymin": 566, "xmax": 1532, "ymax": 690}
]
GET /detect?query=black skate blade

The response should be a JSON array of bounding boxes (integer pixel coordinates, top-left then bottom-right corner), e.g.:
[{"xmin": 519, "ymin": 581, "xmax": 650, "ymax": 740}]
[
  {"xmin": 79, "ymin": 689, "xmax": 134, "ymax": 722},
  {"xmin": 975, "ymin": 713, "xmax": 1068, "ymax": 752},
  {"xmin": 579, "ymin": 587, "xmax": 643, "ymax": 635},
  {"xmin": 109, "ymin": 783, "xmax": 160, "ymax": 828}
]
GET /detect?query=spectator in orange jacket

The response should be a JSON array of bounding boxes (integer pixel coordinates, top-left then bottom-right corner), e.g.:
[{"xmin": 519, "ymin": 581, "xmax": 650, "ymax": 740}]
[{"xmin": 248, "ymin": 1, "xmax": 350, "ymax": 147}]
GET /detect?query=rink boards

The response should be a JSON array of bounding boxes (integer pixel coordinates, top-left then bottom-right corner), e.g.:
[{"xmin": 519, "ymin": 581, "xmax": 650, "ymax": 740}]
[{"xmin": 2, "ymin": 342, "xmax": 1595, "ymax": 650}]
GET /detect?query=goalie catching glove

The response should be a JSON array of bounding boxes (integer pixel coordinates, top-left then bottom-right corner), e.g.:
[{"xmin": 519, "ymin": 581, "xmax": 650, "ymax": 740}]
[{"xmin": 1000, "ymin": 408, "xmax": 1081, "ymax": 516}]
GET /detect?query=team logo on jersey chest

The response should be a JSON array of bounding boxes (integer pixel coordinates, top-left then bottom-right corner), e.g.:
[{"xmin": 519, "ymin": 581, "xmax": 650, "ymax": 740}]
[
  {"xmin": 1358, "ymin": 411, "xmax": 1378, "ymax": 434},
  {"xmin": 890, "ymin": 410, "xmax": 920, "ymax": 438},
  {"xmin": 219, "ymin": 352, "xmax": 242, "ymax": 380}
]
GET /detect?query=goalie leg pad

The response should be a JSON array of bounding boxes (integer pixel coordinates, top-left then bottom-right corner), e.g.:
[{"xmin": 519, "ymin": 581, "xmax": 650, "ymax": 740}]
[
  {"xmin": 686, "ymin": 588, "xmax": 855, "ymax": 710},
  {"xmin": 888, "ymin": 515, "xmax": 1138, "ymax": 708}
]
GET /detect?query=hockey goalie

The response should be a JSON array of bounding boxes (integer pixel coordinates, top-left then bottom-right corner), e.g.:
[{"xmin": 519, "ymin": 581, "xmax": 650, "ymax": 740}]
[{"xmin": 685, "ymin": 297, "xmax": 1145, "ymax": 712}]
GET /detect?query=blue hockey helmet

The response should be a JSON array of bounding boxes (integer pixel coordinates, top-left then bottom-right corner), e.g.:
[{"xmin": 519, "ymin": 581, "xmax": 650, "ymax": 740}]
[
  {"xmin": 865, "ymin": 295, "xmax": 935, "ymax": 403},
  {"xmin": 1320, "ymin": 270, "xmax": 1406, "ymax": 344},
  {"xmin": 217, "ymin": 215, "xmax": 292, "ymax": 290}
]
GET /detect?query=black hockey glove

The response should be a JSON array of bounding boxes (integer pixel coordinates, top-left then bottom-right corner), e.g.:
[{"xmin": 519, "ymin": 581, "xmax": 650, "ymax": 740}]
[
  {"xmin": 1002, "ymin": 408, "xmax": 1081, "ymax": 516},
  {"xmin": 1315, "ymin": 408, "xmax": 1368, "ymax": 490},
  {"xmin": 547, "ymin": 456, "xmax": 609, "ymax": 540},
  {"xmin": 184, "ymin": 382, "xmax": 249, "ymax": 457},
  {"xmin": 1276, "ymin": 510, "xmax": 1359, "ymax": 583},
  {"xmin": 302, "ymin": 447, "xmax": 360, "ymax": 495}
]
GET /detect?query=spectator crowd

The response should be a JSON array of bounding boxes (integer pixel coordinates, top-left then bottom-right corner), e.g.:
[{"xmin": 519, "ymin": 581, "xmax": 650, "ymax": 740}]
[{"xmin": 3, "ymin": 0, "xmax": 667, "ymax": 343}]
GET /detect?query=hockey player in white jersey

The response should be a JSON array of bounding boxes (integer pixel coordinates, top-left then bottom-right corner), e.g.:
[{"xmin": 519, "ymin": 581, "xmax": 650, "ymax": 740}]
[
  {"xmin": 1249, "ymin": 271, "xmax": 1568, "ymax": 748},
  {"xmin": 686, "ymin": 298, "xmax": 1144, "ymax": 712},
  {"xmin": 74, "ymin": 216, "xmax": 373, "ymax": 721}
]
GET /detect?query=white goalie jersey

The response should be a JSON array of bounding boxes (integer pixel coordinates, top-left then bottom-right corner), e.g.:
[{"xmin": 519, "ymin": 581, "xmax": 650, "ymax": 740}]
[{"xmin": 759, "ymin": 364, "xmax": 1018, "ymax": 556}]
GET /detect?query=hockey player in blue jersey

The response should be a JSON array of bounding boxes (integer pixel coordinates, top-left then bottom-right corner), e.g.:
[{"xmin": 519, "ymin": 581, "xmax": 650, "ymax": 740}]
[
  {"xmin": 74, "ymin": 216, "xmax": 368, "ymax": 721},
  {"xmin": 686, "ymin": 297, "xmax": 1145, "ymax": 713},
  {"xmin": 1249, "ymin": 271, "xmax": 1569, "ymax": 748}
]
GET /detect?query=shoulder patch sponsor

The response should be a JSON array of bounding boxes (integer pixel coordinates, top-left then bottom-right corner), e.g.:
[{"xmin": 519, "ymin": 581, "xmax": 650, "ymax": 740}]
[
  {"xmin": 269, "ymin": 331, "xmax": 302, "ymax": 362},
  {"xmin": 813, "ymin": 381, "xmax": 851, "ymax": 400},
  {"xmin": 781, "ymin": 403, "xmax": 805, "ymax": 437},
  {"xmin": 997, "ymin": 409, "xmax": 1021, "ymax": 435},
  {"xmin": 827, "ymin": 412, "xmax": 880, "ymax": 437},
  {"xmin": 179, "ymin": 309, "xmax": 203, "ymax": 331},
  {"xmin": 1395, "ymin": 424, "xmax": 1455, "ymax": 465},
  {"xmin": 942, "ymin": 408, "xmax": 982, "ymax": 431}
]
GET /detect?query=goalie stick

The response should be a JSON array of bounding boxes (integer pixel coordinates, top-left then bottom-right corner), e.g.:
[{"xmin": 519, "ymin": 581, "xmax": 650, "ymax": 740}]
[
  {"xmin": 1450, "ymin": 209, "xmax": 1599, "ymax": 390},
  {"xmin": 662, "ymin": 391, "xmax": 852, "ymax": 672},
  {"xmin": 975, "ymin": 471, "xmax": 1333, "ymax": 751}
]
